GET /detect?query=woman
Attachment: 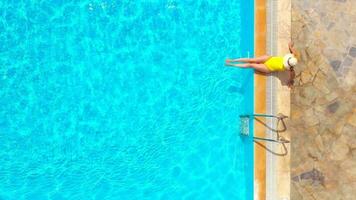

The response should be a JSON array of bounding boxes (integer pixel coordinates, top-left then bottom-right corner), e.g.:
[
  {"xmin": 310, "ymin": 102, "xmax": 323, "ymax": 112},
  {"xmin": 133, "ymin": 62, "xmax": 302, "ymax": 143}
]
[{"xmin": 225, "ymin": 42, "xmax": 298, "ymax": 87}]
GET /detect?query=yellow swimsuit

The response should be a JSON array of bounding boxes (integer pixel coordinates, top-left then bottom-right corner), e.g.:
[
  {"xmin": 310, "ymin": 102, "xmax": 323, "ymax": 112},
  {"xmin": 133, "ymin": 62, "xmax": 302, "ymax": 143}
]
[{"xmin": 264, "ymin": 57, "xmax": 285, "ymax": 71}]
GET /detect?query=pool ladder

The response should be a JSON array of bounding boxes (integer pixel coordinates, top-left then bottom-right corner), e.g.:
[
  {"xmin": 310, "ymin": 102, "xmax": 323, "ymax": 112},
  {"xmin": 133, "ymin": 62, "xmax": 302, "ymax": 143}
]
[{"xmin": 239, "ymin": 113, "xmax": 290, "ymax": 144}]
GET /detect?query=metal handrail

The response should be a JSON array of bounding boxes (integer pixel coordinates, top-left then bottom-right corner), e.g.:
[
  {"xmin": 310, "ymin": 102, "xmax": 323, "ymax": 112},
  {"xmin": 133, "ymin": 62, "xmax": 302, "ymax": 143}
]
[
  {"xmin": 239, "ymin": 113, "xmax": 289, "ymax": 144},
  {"xmin": 253, "ymin": 136, "xmax": 290, "ymax": 144},
  {"xmin": 240, "ymin": 113, "xmax": 288, "ymax": 119}
]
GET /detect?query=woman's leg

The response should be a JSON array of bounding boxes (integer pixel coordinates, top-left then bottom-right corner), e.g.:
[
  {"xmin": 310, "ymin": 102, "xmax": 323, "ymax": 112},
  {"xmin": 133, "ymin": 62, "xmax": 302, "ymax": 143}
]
[
  {"xmin": 226, "ymin": 63, "xmax": 270, "ymax": 73},
  {"xmin": 226, "ymin": 55, "xmax": 270, "ymax": 64}
]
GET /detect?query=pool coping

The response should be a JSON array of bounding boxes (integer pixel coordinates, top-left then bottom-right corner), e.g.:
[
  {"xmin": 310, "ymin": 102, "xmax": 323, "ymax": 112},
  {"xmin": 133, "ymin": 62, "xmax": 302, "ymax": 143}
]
[
  {"xmin": 254, "ymin": 0, "xmax": 267, "ymax": 199},
  {"xmin": 254, "ymin": 0, "xmax": 291, "ymax": 199}
]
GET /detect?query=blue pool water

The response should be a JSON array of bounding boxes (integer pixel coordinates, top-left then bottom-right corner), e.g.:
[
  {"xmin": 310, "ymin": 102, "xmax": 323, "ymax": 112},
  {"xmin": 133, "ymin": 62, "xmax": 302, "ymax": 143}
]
[{"xmin": 0, "ymin": 0, "xmax": 254, "ymax": 199}]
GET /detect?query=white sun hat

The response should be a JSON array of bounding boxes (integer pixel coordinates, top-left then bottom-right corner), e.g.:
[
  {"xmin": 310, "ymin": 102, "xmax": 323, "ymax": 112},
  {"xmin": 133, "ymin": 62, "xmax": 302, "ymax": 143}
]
[{"xmin": 283, "ymin": 53, "xmax": 298, "ymax": 70}]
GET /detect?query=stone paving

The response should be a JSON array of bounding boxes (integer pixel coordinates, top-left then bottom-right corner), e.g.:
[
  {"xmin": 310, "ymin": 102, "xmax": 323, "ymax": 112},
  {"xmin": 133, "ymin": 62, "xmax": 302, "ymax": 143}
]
[{"xmin": 290, "ymin": 0, "xmax": 356, "ymax": 199}]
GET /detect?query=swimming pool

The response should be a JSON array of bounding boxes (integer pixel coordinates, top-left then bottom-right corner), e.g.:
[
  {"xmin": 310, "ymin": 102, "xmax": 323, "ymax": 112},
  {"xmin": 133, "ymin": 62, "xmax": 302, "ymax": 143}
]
[{"xmin": 0, "ymin": 0, "xmax": 254, "ymax": 199}]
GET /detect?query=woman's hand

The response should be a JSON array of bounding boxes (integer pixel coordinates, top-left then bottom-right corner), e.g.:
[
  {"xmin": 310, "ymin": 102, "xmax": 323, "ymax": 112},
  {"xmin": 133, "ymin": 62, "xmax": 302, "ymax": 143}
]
[{"xmin": 288, "ymin": 41, "xmax": 294, "ymax": 48}]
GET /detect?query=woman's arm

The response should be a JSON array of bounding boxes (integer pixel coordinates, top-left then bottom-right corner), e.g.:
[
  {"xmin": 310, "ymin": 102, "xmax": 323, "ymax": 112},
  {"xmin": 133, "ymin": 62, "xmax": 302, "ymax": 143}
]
[
  {"xmin": 287, "ymin": 67, "xmax": 296, "ymax": 87},
  {"xmin": 288, "ymin": 41, "xmax": 297, "ymax": 55}
]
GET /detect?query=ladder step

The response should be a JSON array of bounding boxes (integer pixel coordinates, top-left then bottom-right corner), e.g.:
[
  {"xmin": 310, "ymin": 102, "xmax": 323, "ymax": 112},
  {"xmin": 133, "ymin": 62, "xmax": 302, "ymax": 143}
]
[{"xmin": 240, "ymin": 116, "xmax": 250, "ymax": 136}]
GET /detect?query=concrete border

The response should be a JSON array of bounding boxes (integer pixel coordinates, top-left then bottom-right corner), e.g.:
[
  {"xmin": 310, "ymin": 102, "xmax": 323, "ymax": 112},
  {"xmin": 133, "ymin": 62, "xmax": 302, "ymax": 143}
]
[
  {"xmin": 274, "ymin": 0, "xmax": 291, "ymax": 199},
  {"xmin": 265, "ymin": 1, "xmax": 278, "ymax": 199},
  {"xmin": 254, "ymin": 0, "xmax": 267, "ymax": 199},
  {"xmin": 254, "ymin": 0, "xmax": 291, "ymax": 199}
]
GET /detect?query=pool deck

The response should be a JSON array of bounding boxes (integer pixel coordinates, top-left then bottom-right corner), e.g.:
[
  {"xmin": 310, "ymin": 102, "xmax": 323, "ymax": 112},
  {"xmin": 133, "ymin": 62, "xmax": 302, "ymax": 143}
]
[
  {"xmin": 290, "ymin": 1, "xmax": 356, "ymax": 199},
  {"xmin": 254, "ymin": 0, "xmax": 292, "ymax": 199}
]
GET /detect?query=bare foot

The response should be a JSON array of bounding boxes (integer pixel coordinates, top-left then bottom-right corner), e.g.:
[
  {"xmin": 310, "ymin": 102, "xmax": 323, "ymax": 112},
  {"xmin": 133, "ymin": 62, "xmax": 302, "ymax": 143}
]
[{"xmin": 225, "ymin": 62, "xmax": 233, "ymax": 66}]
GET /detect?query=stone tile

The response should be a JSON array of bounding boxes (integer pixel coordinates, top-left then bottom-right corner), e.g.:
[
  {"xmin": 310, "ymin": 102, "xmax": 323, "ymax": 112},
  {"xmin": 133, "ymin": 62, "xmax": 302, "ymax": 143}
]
[
  {"xmin": 347, "ymin": 112, "xmax": 356, "ymax": 127},
  {"xmin": 327, "ymin": 101, "xmax": 339, "ymax": 113},
  {"xmin": 343, "ymin": 56, "xmax": 353, "ymax": 67},
  {"xmin": 342, "ymin": 125, "xmax": 356, "ymax": 149},
  {"xmin": 325, "ymin": 92, "xmax": 338, "ymax": 102},
  {"xmin": 344, "ymin": 70, "xmax": 356, "ymax": 89},
  {"xmin": 314, "ymin": 135, "xmax": 325, "ymax": 153},
  {"xmin": 313, "ymin": 73, "xmax": 330, "ymax": 94},
  {"xmin": 349, "ymin": 47, "xmax": 356, "ymax": 57},
  {"xmin": 341, "ymin": 182, "xmax": 356, "ymax": 200},
  {"xmin": 340, "ymin": 159, "xmax": 356, "ymax": 181},
  {"xmin": 329, "ymin": 136, "xmax": 349, "ymax": 161},
  {"xmin": 291, "ymin": 0, "xmax": 356, "ymax": 199},
  {"xmin": 330, "ymin": 60, "xmax": 341, "ymax": 72},
  {"xmin": 303, "ymin": 108, "xmax": 320, "ymax": 126},
  {"xmin": 334, "ymin": 117, "xmax": 349, "ymax": 135}
]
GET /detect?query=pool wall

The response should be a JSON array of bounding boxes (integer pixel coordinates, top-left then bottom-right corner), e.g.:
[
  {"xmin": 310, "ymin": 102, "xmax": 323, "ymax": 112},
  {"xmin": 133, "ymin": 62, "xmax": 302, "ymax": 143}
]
[{"xmin": 241, "ymin": 1, "xmax": 255, "ymax": 200}]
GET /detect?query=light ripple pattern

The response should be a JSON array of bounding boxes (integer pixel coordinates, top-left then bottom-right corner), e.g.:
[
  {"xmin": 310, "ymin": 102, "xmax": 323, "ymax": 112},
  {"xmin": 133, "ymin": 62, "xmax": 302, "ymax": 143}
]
[{"xmin": 0, "ymin": 0, "xmax": 254, "ymax": 199}]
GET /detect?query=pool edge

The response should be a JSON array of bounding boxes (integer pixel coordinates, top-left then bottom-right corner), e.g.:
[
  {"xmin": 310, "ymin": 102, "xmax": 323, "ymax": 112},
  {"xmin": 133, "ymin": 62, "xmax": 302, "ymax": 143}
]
[
  {"xmin": 254, "ymin": 0, "xmax": 292, "ymax": 199},
  {"xmin": 254, "ymin": 0, "xmax": 267, "ymax": 199}
]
